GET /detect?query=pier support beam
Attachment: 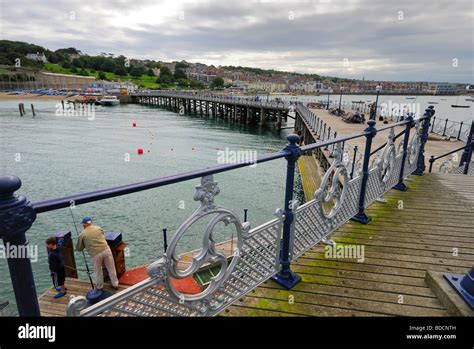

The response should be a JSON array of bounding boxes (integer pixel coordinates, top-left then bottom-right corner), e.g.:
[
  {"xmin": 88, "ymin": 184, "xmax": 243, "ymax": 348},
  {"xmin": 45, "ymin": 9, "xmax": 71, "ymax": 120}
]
[
  {"xmin": 259, "ymin": 108, "xmax": 266, "ymax": 126},
  {"xmin": 276, "ymin": 110, "xmax": 282, "ymax": 131}
]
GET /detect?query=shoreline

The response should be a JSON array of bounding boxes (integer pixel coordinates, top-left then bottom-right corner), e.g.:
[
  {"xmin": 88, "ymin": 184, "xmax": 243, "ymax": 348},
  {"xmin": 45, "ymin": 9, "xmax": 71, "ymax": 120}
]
[{"xmin": 0, "ymin": 92, "xmax": 79, "ymax": 101}]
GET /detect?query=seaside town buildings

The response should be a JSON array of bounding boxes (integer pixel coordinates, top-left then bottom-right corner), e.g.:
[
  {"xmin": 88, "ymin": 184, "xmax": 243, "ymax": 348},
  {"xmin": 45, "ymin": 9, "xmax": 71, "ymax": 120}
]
[{"xmin": 0, "ymin": 58, "xmax": 470, "ymax": 94}]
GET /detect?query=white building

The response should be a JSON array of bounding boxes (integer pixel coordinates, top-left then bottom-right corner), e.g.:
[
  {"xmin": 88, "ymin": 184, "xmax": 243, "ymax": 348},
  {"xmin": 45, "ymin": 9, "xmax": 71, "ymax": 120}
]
[
  {"xmin": 246, "ymin": 81, "xmax": 287, "ymax": 92},
  {"xmin": 26, "ymin": 52, "xmax": 48, "ymax": 63},
  {"xmin": 428, "ymin": 83, "xmax": 458, "ymax": 95},
  {"xmin": 289, "ymin": 81, "xmax": 324, "ymax": 93}
]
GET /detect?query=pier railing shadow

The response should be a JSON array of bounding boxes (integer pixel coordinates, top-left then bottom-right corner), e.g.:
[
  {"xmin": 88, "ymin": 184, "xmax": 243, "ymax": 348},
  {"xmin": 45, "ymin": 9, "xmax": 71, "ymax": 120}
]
[{"xmin": 0, "ymin": 103, "xmax": 436, "ymax": 317}]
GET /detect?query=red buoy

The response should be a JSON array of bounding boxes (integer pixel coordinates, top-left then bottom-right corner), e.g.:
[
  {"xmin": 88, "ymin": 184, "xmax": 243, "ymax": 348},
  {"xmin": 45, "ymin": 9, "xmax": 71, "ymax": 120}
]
[
  {"xmin": 137, "ymin": 148, "xmax": 144, "ymax": 155},
  {"xmin": 132, "ymin": 122, "xmax": 137, "ymax": 127}
]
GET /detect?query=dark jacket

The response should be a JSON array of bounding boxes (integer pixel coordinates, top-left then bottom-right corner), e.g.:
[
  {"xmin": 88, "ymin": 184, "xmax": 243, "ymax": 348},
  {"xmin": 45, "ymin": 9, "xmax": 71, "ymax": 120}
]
[{"xmin": 48, "ymin": 238, "xmax": 65, "ymax": 272}]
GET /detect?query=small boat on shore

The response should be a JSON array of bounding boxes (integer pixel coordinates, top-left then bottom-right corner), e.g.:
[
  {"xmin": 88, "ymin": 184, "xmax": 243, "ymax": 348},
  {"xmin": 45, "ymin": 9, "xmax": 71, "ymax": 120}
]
[
  {"xmin": 428, "ymin": 102, "xmax": 439, "ymax": 104},
  {"xmin": 406, "ymin": 97, "xmax": 416, "ymax": 99},
  {"xmin": 99, "ymin": 95, "xmax": 120, "ymax": 106},
  {"xmin": 465, "ymin": 98, "xmax": 474, "ymax": 102},
  {"xmin": 451, "ymin": 104, "xmax": 470, "ymax": 108}
]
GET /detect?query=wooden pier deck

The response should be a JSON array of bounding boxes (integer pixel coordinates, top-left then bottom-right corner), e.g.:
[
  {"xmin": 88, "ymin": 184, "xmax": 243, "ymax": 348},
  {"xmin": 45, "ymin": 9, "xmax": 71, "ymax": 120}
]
[
  {"xmin": 309, "ymin": 108, "xmax": 463, "ymax": 164},
  {"xmin": 297, "ymin": 153, "xmax": 324, "ymax": 202},
  {"xmin": 39, "ymin": 279, "xmax": 128, "ymax": 317},
  {"xmin": 224, "ymin": 173, "xmax": 474, "ymax": 317}
]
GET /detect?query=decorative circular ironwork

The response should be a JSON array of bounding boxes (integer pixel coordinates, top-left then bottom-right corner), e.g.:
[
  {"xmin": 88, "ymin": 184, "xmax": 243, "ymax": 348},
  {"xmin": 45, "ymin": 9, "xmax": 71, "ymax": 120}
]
[
  {"xmin": 435, "ymin": 122, "xmax": 443, "ymax": 133},
  {"xmin": 164, "ymin": 175, "xmax": 247, "ymax": 307},
  {"xmin": 407, "ymin": 121, "xmax": 421, "ymax": 167},
  {"xmin": 314, "ymin": 143, "xmax": 349, "ymax": 219},
  {"xmin": 376, "ymin": 128, "xmax": 397, "ymax": 186}
]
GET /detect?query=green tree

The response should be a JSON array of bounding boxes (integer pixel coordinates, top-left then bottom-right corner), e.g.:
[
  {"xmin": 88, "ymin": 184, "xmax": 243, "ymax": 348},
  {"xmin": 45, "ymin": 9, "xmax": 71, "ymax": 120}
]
[
  {"xmin": 210, "ymin": 77, "xmax": 224, "ymax": 89},
  {"xmin": 189, "ymin": 80, "xmax": 204, "ymax": 89},
  {"xmin": 175, "ymin": 61, "xmax": 189, "ymax": 69},
  {"xmin": 130, "ymin": 66, "xmax": 146, "ymax": 77},
  {"xmin": 61, "ymin": 60, "xmax": 71, "ymax": 69},
  {"xmin": 98, "ymin": 71, "xmax": 107, "ymax": 80},
  {"xmin": 71, "ymin": 58, "xmax": 82, "ymax": 68},
  {"xmin": 174, "ymin": 69, "xmax": 187, "ymax": 80},
  {"xmin": 156, "ymin": 74, "xmax": 173, "ymax": 84},
  {"xmin": 0, "ymin": 55, "xmax": 13, "ymax": 65},
  {"xmin": 176, "ymin": 78, "xmax": 190, "ymax": 87},
  {"xmin": 100, "ymin": 59, "xmax": 116, "ymax": 73},
  {"xmin": 157, "ymin": 66, "xmax": 175, "ymax": 84},
  {"xmin": 114, "ymin": 66, "xmax": 127, "ymax": 76}
]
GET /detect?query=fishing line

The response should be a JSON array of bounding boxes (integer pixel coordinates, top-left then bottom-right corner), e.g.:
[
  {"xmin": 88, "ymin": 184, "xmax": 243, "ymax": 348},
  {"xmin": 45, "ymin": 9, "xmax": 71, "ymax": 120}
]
[{"xmin": 69, "ymin": 207, "xmax": 95, "ymax": 289}]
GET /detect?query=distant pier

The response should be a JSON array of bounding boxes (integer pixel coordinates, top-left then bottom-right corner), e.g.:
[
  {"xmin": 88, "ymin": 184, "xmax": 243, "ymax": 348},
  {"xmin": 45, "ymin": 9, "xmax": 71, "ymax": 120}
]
[{"xmin": 131, "ymin": 92, "xmax": 291, "ymax": 130}]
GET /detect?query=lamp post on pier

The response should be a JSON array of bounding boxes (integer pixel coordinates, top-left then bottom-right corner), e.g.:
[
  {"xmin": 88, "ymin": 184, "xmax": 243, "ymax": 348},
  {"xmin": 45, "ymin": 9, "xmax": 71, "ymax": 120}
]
[
  {"xmin": 372, "ymin": 85, "xmax": 382, "ymax": 120},
  {"xmin": 326, "ymin": 88, "xmax": 333, "ymax": 110},
  {"xmin": 338, "ymin": 87, "xmax": 344, "ymax": 116}
]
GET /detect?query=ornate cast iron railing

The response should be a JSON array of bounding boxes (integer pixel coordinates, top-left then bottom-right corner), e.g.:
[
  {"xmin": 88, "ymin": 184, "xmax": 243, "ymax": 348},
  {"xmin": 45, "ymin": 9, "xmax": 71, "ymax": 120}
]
[
  {"xmin": 0, "ymin": 102, "xmax": 435, "ymax": 317},
  {"xmin": 428, "ymin": 120, "xmax": 474, "ymax": 175},
  {"xmin": 430, "ymin": 116, "xmax": 472, "ymax": 142}
]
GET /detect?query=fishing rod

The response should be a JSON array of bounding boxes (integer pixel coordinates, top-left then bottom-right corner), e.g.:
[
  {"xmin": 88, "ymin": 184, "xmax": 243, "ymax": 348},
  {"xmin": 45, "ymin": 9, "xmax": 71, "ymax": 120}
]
[{"xmin": 69, "ymin": 207, "xmax": 95, "ymax": 289}]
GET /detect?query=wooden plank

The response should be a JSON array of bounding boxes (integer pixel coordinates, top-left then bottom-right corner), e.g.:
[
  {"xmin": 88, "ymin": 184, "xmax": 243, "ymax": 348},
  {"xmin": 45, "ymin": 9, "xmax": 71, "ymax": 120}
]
[
  {"xmin": 38, "ymin": 278, "xmax": 129, "ymax": 317},
  {"xmin": 230, "ymin": 294, "xmax": 388, "ymax": 317},
  {"xmin": 292, "ymin": 272, "xmax": 435, "ymax": 297},
  {"xmin": 257, "ymin": 282, "xmax": 444, "ymax": 309},
  {"xmin": 248, "ymin": 288, "xmax": 447, "ymax": 317}
]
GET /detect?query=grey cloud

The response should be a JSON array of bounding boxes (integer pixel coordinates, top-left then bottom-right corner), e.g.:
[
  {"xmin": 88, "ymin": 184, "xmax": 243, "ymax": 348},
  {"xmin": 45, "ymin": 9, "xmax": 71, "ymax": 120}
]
[{"xmin": 0, "ymin": 0, "xmax": 472, "ymax": 82}]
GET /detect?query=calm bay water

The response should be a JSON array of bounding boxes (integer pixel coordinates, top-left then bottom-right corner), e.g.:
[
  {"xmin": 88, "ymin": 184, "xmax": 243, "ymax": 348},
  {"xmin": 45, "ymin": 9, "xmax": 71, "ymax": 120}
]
[{"xmin": 0, "ymin": 99, "xmax": 292, "ymax": 313}]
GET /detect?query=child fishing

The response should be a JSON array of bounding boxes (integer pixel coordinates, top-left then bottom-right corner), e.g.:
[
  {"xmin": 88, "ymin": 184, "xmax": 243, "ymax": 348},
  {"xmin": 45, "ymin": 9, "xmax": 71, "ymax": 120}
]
[{"xmin": 45, "ymin": 234, "xmax": 67, "ymax": 299}]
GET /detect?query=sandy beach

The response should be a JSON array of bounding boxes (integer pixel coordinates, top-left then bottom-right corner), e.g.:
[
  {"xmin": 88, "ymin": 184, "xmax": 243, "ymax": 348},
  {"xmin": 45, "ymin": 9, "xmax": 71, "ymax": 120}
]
[{"xmin": 0, "ymin": 92, "xmax": 80, "ymax": 101}]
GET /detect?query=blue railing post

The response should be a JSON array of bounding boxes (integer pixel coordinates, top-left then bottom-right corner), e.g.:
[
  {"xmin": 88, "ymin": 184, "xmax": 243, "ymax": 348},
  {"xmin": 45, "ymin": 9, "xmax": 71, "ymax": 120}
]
[
  {"xmin": 0, "ymin": 175, "xmax": 40, "ymax": 316},
  {"xmin": 271, "ymin": 134, "xmax": 302, "ymax": 289},
  {"xmin": 462, "ymin": 131, "xmax": 473, "ymax": 175},
  {"xmin": 431, "ymin": 116, "xmax": 436, "ymax": 133},
  {"xmin": 457, "ymin": 122, "xmax": 463, "ymax": 141},
  {"xmin": 460, "ymin": 121, "xmax": 474, "ymax": 170},
  {"xmin": 444, "ymin": 266, "xmax": 474, "ymax": 309},
  {"xmin": 350, "ymin": 145, "xmax": 358, "ymax": 179},
  {"xmin": 394, "ymin": 115, "xmax": 414, "ymax": 191},
  {"xmin": 414, "ymin": 107, "xmax": 435, "ymax": 176},
  {"xmin": 442, "ymin": 118, "xmax": 448, "ymax": 137},
  {"xmin": 351, "ymin": 120, "xmax": 377, "ymax": 224}
]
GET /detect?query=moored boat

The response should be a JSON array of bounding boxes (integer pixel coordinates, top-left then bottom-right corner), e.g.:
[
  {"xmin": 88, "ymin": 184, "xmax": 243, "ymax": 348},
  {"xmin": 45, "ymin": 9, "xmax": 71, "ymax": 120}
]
[{"xmin": 99, "ymin": 95, "xmax": 120, "ymax": 106}]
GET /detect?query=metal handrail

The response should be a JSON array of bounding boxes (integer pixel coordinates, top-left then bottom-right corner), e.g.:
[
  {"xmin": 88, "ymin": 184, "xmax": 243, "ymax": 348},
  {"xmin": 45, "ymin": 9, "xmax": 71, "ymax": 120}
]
[
  {"xmin": 430, "ymin": 144, "xmax": 468, "ymax": 163},
  {"xmin": 32, "ymin": 117, "xmax": 419, "ymax": 213}
]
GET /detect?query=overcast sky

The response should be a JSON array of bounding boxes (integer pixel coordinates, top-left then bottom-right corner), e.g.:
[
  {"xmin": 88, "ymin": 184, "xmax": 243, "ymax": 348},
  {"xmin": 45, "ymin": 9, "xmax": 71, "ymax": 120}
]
[{"xmin": 0, "ymin": 0, "xmax": 472, "ymax": 83}]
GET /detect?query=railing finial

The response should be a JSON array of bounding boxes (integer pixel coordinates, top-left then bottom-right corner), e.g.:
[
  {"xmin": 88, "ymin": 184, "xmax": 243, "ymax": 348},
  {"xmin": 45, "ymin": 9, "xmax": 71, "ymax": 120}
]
[{"xmin": 0, "ymin": 175, "xmax": 40, "ymax": 316}]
